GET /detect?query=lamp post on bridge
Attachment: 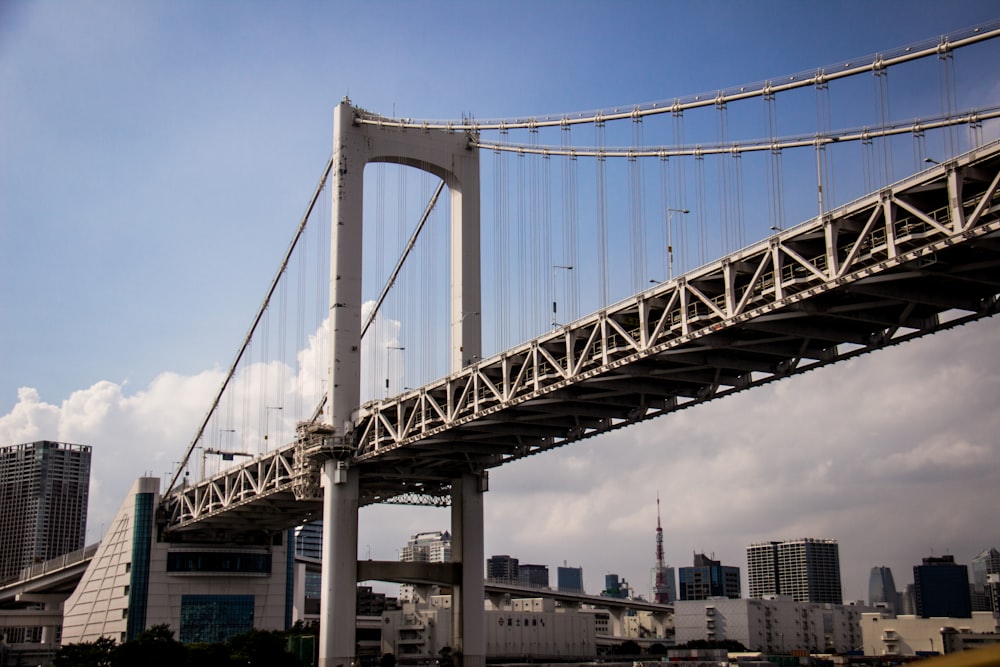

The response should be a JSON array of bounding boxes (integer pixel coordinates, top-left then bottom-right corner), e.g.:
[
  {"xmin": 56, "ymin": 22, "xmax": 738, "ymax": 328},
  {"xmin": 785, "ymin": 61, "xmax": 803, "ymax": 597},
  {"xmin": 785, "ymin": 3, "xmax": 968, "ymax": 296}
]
[
  {"xmin": 386, "ymin": 345, "xmax": 405, "ymax": 398},
  {"xmin": 551, "ymin": 265, "xmax": 573, "ymax": 328},
  {"xmin": 666, "ymin": 208, "xmax": 690, "ymax": 280}
]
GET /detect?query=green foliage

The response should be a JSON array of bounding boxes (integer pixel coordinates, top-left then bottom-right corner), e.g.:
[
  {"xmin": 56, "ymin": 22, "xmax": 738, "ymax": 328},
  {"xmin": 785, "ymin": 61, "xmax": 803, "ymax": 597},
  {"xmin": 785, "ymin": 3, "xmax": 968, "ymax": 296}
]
[
  {"xmin": 611, "ymin": 639, "xmax": 642, "ymax": 655},
  {"xmin": 111, "ymin": 624, "xmax": 186, "ymax": 667},
  {"xmin": 227, "ymin": 628, "xmax": 302, "ymax": 666},
  {"xmin": 674, "ymin": 638, "xmax": 749, "ymax": 652},
  {"xmin": 53, "ymin": 635, "xmax": 116, "ymax": 667},
  {"xmin": 54, "ymin": 625, "xmax": 304, "ymax": 667}
]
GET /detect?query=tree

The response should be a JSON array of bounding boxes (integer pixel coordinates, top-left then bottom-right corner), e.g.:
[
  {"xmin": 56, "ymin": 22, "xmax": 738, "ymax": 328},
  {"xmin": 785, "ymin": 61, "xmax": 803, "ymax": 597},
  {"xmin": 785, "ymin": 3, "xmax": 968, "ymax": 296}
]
[
  {"xmin": 112, "ymin": 624, "xmax": 186, "ymax": 667},
  {"xmin": 53, "ymin": 636, "xmax": 116, "ymax": 667},
  {"xmin": 226, "ymin": 628, "xmax": 302, "ymax": 666},
  {"xmin": 612, "ymin": 640, "xmax": 642, "ymax": 656}
]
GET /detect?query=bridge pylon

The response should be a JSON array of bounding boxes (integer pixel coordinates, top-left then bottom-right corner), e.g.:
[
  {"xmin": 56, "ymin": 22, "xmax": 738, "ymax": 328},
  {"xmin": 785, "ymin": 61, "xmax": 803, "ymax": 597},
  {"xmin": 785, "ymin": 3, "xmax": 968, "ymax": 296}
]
[{"xmin": 320, "ymin": 99, "xmax": 483, "ymax": 667}]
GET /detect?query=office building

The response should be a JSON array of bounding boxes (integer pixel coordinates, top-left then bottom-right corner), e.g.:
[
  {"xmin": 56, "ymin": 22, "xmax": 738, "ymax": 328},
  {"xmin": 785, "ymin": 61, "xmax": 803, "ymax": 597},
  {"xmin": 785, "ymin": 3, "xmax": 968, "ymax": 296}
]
[
  {"xmin": 679, "ymin": 553, "xmax": 741, "ymax": 600},
  {"xmin": 399, "ymin": 530, "xmax": 451, "ymax": 602},
  {"xmin": 518, "ymin": 563, "xmax": 549, "ymax": 588},
  {"xmin": 747, "ymin": 538, "xmax": 842, "ymax": 604},
  {"xmin": 0, "ymin": 440, "xmax": 92, "ymax": 580},
  {"xmin": 602, "ymin": 573, "xmax": 631, "ymax": 599},
  {"xmin": 970, "ymin": 547, "xmax": 1000, "ymax": 612},
  {"xmin": 63, "ymin": 477, "xmax": 291, "ymax": 645},
  {"xmin": 487, "ymin": 554, "xmax": 519, "ymax": 583},
  {"xmin": 913, "ymin": 554, "xmax": 971, "ymax": 618},
  {"xmin": 674, "ymin": 597, "xmax": 864, "ymax": 654},
  {"xmin": 294, "ymin": 522, "xmax": 323, "ymax": 613},
  {"xmin": 861, "ymin": 610, "xmax": 1000, "ymax": 656},
  {"xmin": 400, "ymin": 530, "xmax": 451, "ymax": 563},
  {"xmin": 557, "ymin": 565, "xmax": 584, "ymax": 593},
  {"xmin": 868, "ymin": 565, "xmax": 899, "ymax": 613},
  {"xmin": 650, "ymin": 564, "xmax": 677, "ymax": 603}
]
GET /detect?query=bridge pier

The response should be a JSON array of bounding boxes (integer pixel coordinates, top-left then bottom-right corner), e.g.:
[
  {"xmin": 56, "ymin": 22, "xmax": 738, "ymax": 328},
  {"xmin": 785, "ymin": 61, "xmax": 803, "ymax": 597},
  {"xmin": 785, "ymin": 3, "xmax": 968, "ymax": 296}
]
[
  {"xmin": 451, "ymin": 473, "xmax": 486, "ymax": 667},
  {"xmin": 318, "ymin": 460, "xmax": 359, "ymax": 667}
]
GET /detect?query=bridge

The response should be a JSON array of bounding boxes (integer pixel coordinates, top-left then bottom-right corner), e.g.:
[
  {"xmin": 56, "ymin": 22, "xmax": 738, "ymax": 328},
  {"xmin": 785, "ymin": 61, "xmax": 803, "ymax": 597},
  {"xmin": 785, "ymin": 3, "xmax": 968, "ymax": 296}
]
[{"xmin": 55, "ymin": 21, "xmax": 1000, "ymax": 667}]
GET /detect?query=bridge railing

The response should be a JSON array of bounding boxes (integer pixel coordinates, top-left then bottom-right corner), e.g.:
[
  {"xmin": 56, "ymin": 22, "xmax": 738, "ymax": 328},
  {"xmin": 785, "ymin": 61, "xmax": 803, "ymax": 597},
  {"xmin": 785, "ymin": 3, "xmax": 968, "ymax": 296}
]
[
  {"xmin": 351, "ymin": 140, "xmax": 1000, "ymax": 463},
  {"xmin": 1, "ymin": 543, "xmax": 100, "ymax": 587}
]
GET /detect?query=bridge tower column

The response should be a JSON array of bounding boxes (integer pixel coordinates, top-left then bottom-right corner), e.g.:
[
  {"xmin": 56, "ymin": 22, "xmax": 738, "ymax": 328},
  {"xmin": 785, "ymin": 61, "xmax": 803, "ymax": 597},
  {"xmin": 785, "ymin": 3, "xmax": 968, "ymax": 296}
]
[
  {"xmin": 319, "ymin": 460, "xmax": 359, "ymax": 667},
  {"xmin": 322, "ymin": 97, "xmax": 481, "ymax": 666},
  {"xmin": 451, "ymin": 472, "xmax": 486, "ymax": 667}
]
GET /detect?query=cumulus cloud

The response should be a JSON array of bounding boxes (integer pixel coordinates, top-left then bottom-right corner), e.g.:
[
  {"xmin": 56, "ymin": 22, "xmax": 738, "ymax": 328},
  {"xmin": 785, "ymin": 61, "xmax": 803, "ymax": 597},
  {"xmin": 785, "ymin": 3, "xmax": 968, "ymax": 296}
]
[{"xmin": 2, "ymin": 315, "xmax": 999, "ymax": 603}]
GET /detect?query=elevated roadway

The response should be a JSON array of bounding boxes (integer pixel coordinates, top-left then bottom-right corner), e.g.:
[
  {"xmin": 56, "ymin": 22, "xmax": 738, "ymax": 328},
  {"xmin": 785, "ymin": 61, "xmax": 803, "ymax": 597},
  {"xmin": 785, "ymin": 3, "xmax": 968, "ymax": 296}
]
[{"xmin": 162, "ymin": 139, "xmax": 1000, "ymax": 538}]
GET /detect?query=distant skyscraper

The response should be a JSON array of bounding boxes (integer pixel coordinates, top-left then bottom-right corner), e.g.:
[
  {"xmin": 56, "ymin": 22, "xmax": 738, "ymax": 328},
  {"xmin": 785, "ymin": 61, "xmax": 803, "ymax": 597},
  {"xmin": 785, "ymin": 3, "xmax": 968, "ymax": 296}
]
[
  {"xmin": 399, "ymin": 530, "xmax": 452, "ymax": 602},
  {"xmin": 0, "ymin": 440, "xmax": 92, "ymax": 580},
  {"xmin": 970, "ymin": 548, "xmax": 1000, "ymax": 612},
  {"xmin": 295, "ymin": 521, "xmax": 323, "ymax": 558},
  {"xmin": 747, "ymin": 538, "xmax": 842, "ymax": 604},
  {"xmin": 400, "ymin": 530, "xmax": 451, "ymax": 563},
  {"xmin": 518, "ymin": 563, "xmax": 549, "ymax": 588},
  {"xmin": 914, "ymin": 555, "xmax": 972, "ymax": 618},
  {"xmin": 868, "ymin": 566, "xmax": 898, "ymax": 612},
  {"xmin": 679, "ymin": 553, "xmax": 741, "ymax": 600},
  {"xmin": 557, "ymin": 565, "xmax": 584, "ymax": 593},
  {"xmin": 486, "ymin": 554, "xmax": 519, "ymax": 583},
  {"xmin": 602, "ymin": 574, "xmax": 631, "ymax": 599},
  {"xmin": 295, "ymin": 521, "xmax": 324, "ymax": 610}
]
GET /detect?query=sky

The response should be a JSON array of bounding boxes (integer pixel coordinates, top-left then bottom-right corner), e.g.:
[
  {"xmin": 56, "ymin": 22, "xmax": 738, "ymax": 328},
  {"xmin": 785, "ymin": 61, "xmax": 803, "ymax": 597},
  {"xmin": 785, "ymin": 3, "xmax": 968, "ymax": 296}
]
[{"xmin": 2, "ymin": 0, "xmax": 1000, "ymax": 603}]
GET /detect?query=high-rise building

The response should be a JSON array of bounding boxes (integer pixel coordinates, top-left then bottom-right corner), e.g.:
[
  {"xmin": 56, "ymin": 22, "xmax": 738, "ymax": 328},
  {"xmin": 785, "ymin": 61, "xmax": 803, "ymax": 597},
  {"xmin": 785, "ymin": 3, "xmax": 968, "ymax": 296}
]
[
  {"xmin": 602, "ymin": 573, "xmax": 631, "ymax": 599},
  {"xmin": 970, "ymin": 548, "xmax": 1000, "ymax": 612},
  {"xmin": 868, "ymin": 565, "xmax": 899, "ymax": 612},
  {"xmin": 400, "ymin": 530, "xmax": 452, "ymax": 563},
  {"xmin": 0, "ymin": 440, "xmax": 92, "ymax": 580},
  {"xmin": 486, "ymin": 554, "xmax": 519, "ymax": 583},
  {"xmin": 913, "ymin": 555, "xmax": 971, "ymax": 618},
  {"xmin": 399, "ymin": 530, "xmax": 452, "ymax": 602},
  {"xmin": 518, "ymin": 563, "xmax": 549, "ymax": 588},
  {"xmin": 679, "ymin": 553, "xmax": 741, "ymax": 600},
  {"xmin": 746, "ymin": 538, "xmax": 842, "ymax": 604},
  {"xmin": 557, "ymin": 565, "xmax": 584, "ymax": 593}
]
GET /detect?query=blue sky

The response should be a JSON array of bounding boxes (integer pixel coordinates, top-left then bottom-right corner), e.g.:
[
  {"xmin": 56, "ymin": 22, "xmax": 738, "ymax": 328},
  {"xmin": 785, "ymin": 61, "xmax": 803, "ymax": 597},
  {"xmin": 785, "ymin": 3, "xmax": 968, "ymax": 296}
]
[{"xmin": 3, "ymin": 0, "xmax": 1000, "ymax": 601}]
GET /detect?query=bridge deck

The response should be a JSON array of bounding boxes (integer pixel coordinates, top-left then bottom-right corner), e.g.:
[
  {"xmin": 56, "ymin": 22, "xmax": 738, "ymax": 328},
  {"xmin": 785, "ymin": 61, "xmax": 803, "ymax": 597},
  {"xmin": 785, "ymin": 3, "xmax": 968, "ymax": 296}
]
[{"xmin": 163, "ymin": 140, "xmax": 1000, "ymax": 537}]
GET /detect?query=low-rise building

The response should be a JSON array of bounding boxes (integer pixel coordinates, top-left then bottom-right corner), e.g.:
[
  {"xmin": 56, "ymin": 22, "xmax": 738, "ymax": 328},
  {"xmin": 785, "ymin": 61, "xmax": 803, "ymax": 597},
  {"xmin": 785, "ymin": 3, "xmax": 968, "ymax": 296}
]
[
  {"xmin": 381, "ymin": 596, "xmax": 596, "ymax": 661},
  {"xmin": 674, "ymin": 596, "xmax": 865, "ymax": 653},
  {"xmin": 860, "ymin": 610, "xmax": 1000, "ymax": 656}
]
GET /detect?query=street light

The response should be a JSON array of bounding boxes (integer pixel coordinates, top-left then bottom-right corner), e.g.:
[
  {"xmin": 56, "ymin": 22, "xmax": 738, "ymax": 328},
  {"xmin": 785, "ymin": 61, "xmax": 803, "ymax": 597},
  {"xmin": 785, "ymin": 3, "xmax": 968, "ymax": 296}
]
[
  {"xmin": 386, "ymin": 345, "xmax": 405, "ymax": 397},
  {"xmin": 551, "ymin": 265, "xmax": 573, "ymax": 328},
  {"xmin": 665, "ymin": 208, "xmax": 690, "ymax": 280}
]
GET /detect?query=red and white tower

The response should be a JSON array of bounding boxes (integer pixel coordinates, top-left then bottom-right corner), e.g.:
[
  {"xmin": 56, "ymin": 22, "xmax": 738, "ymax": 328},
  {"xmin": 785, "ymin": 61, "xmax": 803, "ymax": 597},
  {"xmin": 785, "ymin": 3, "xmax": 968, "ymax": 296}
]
[{"xmin": 653, "ymin": 493, "xmax": 671, "ymax": 604}]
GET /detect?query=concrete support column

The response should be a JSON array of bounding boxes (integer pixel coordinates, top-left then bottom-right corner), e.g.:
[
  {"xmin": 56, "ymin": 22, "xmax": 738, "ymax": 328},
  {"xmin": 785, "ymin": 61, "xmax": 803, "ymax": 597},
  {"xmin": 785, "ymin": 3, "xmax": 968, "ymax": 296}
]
[
  {"xmin": 607, "ymin": 608, "xmax": 626, "ymax": 638},
  {"xmin": 451, "ymin": 473, "xmax": 485, "ymax": 667},
  {"xmin": 319, "ymin": 460, "xmax": 359, "ymax": 667}
]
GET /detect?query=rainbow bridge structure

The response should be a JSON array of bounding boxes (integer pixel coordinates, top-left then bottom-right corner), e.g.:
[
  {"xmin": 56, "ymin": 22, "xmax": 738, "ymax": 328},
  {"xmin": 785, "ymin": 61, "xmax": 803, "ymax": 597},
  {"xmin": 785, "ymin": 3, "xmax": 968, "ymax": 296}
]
[{"xmin": 49, "ymin": 21, "xmax": 1000, "ymax": 667}]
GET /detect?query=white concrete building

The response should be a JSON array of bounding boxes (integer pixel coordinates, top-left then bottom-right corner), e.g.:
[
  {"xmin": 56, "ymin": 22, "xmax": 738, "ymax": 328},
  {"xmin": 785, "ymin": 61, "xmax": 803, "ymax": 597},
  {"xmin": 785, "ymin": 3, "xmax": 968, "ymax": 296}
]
[
  {"xmin": 674, "ymin": 596, "xmax": 865, "ymax": 653},
  {"xmin": 382, "ymin": 596, "xmax": 596, "ymax": 661},
  {"xmin": 61, "ymin": 477, "xmax": 291, "ymax": 644},
  {"xmin": 860, "ymin": 611, "xmax": 1000, "ymax": 656}
]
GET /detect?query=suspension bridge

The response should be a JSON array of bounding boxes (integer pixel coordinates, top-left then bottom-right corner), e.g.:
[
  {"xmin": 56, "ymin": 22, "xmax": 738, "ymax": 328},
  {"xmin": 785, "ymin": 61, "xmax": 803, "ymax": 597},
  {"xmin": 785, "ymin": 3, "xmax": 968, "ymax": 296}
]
[{"xmin": 60, "ymin": 20, "xmax": 1000, "ymax": 667}]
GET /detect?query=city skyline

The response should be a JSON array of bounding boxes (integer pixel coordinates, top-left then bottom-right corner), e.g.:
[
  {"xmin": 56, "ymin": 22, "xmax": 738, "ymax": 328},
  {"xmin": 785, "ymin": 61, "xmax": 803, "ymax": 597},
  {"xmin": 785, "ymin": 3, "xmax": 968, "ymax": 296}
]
[{"xmin": 2, "ymin": 1, "xmax": 1000, "ymax": 604}]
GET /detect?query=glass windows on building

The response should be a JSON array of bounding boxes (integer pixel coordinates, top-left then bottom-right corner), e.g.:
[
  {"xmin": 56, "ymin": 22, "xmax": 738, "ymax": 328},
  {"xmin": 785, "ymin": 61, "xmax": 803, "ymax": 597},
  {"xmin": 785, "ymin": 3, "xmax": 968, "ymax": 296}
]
[
  {"xmin": 166, "ymin": 551, "xmax": 272, "ymax": 574},
  {"xmin": 179, "ymin": 595, "xmax": 254, "ymax": 644}
]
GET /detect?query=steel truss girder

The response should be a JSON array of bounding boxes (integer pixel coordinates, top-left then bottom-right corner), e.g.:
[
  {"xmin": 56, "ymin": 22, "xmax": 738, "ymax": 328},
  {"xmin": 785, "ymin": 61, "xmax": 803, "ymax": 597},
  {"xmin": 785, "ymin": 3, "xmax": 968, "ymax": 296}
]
[
  {"xmin": 161, "ymin": 140, "xmax": 1000, "ymax": 534},
  {"xmin": 351, "ymin": 140, "xmax": 1000, "ymax": 472}
]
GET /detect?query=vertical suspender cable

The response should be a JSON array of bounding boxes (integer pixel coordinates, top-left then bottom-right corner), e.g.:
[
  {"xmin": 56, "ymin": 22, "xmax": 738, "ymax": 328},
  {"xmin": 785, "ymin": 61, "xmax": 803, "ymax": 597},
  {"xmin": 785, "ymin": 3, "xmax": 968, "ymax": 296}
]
[
  {"xmin": 166, "ymin": 155, "xmax": 333, "ymax": 493},
  {"xmin": 672, "ymin": 106, "xmax": 689, "ymax": 274},
  {"xmin": 596, "ymin": 118, "xmax": 609, "ymax": 306},
  {"xmin": 562, "ymin": 123, "xmax": 580, "ymax": 321},
  {"xmin": 629, "ymin": 115, "xmax": 645, "ymax": 294}
]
